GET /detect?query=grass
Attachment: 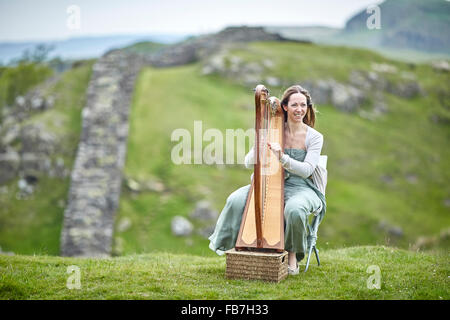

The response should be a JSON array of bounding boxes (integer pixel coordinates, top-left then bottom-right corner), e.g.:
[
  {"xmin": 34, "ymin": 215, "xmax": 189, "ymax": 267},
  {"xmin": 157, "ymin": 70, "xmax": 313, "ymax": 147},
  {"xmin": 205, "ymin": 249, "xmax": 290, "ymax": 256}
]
[{"xmin": 0, "ymin": 246, "xmax": 448, "ymax": 300}]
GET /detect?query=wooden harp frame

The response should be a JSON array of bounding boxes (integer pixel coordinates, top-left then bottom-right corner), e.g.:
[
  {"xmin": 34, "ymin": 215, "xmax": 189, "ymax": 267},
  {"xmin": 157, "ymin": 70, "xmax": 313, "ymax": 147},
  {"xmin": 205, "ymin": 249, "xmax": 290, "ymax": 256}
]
[{"xmin": 235, "ymin": 84, "xmax": 285, "ymax": 252}]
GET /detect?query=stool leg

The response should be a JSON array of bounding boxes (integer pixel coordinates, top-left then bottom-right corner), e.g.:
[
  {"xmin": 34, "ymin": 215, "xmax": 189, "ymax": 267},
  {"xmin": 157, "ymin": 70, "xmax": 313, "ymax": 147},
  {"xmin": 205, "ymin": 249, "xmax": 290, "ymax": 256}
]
[
  {"xmin": 304, "ymin": 245, "xmax": 314, "ymax": 272},
  {"xmin": 314, "ymin": 246, "xmax": 320, "ymax": 266}
]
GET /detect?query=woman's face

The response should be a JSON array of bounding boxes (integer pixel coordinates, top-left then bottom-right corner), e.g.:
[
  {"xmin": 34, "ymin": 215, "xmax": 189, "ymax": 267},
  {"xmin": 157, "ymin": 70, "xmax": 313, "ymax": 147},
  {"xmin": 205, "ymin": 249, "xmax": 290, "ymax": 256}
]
[{"xmin": 284, "ymin": 93, "xmax": 308, "ymax": 123}]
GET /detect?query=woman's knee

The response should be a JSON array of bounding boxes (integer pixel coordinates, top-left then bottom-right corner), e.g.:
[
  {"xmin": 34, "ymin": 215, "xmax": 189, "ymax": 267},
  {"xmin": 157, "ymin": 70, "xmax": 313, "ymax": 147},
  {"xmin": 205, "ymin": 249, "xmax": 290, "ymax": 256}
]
[
  {"xmin": 284, "ymin": 205, "xmax": 308, "ymax": 226},
  {"xmin": 285, "ymin": 195, "xmax": 309, "ymax": 213}
]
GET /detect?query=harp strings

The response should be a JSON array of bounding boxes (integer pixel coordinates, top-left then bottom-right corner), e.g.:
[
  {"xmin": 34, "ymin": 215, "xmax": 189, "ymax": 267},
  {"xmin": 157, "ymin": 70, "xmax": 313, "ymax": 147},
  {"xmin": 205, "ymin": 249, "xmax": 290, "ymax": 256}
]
[{"xmin": 261, "ymin": 98, "xmax": 271, "ymax": 226}]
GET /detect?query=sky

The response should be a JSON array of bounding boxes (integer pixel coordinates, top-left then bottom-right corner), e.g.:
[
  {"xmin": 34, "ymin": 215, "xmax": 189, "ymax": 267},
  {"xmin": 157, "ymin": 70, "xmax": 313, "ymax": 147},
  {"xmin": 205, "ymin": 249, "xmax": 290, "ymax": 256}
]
[{"xmin": 0, "ymin": 0, "xmax": 384, "ymax": 42}]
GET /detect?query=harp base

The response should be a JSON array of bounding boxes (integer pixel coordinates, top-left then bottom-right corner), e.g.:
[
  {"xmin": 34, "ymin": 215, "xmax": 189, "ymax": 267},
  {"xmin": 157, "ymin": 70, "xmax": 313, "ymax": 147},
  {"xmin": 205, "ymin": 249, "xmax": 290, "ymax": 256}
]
[
  {"xmin": 225, "ymin": 248, "xmax": 288, "ymax": 283},
  {"xmin": 234, "ymin": 246, "xmax": 284, "ymax": 254}
]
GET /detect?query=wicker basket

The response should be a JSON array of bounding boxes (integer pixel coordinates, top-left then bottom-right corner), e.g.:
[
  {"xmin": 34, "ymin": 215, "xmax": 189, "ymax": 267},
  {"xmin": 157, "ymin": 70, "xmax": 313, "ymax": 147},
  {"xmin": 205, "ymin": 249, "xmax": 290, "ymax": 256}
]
[{"xmin": 225, "ymin": 249, "xmax": 288, "ymax": 282}]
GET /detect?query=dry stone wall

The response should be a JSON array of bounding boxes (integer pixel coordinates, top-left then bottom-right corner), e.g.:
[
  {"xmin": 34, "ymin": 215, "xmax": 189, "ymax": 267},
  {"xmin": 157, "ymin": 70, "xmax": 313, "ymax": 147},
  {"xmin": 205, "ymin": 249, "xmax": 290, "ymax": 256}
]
[{"xmin": 60, "ymin": 50, "xmax": 148, "ymax": 257}]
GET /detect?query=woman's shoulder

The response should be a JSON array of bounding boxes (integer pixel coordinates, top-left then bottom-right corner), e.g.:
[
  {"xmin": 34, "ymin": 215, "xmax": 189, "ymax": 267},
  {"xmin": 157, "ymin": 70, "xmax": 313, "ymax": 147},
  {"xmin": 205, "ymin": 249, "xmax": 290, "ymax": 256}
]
[{"xmin": 306, "ymin": 125, "xmax": 323, "ymax": 143}]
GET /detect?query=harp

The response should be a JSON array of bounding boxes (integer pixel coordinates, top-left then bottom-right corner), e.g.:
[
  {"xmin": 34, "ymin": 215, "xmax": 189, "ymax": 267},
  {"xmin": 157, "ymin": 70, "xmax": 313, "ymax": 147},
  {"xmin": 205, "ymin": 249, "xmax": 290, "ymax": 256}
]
[{"xmin": 235, "ymin": 84, "xmax": 285, "ymax": 252}]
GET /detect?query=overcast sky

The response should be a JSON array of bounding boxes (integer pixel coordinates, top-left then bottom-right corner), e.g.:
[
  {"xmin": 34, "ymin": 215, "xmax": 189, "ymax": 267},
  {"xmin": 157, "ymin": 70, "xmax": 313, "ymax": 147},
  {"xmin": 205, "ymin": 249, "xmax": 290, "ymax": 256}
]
[{"xmin": 0, "ymin": 0, "xmax": 384, "ymax": 42}]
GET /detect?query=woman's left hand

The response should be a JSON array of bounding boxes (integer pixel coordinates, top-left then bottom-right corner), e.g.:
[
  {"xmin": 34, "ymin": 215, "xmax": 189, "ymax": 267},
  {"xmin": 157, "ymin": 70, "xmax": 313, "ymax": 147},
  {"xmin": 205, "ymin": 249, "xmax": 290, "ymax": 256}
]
[{"xmin": 268, "ymin": 142, "xmax": 282, "ymax": 160}]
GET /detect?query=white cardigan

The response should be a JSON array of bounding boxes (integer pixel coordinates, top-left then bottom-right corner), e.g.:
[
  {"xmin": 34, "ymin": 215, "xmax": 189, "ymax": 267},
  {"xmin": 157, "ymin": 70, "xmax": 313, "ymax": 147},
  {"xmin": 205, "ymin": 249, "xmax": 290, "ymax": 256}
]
[{"xmin": 244, "ymin": 125, "xmax": 328, "ymax": 196}]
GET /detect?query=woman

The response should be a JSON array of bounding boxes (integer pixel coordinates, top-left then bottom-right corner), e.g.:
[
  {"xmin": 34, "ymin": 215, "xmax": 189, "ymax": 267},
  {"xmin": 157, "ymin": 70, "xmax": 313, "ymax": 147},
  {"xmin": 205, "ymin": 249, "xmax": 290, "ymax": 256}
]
[{"xmin": 208, "ymin": 85, "xmax": 326, "ymax": 275}]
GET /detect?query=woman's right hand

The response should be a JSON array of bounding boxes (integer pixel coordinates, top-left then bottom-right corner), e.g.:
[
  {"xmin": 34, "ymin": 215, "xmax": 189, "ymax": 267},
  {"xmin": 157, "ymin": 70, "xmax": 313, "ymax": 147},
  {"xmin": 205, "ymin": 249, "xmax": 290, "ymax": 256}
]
[{"xmin": 267, "ymin": 142, "xmax": 282, "ymax": 160}]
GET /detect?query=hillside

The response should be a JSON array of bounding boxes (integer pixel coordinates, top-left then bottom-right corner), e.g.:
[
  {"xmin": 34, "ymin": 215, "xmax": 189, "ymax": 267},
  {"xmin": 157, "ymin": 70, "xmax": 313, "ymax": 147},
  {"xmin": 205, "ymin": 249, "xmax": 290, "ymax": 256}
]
[
  {"xmin": 343, "ymin": 0, "xmax": 450, "ymax": 53},
  {"xmin": 114, "ymin": 40, "xmax": 450, "ymax": 257},
  {"xmin": 0, "ymin": 60, "xmax": 94, "ymax": 255},
  {"xmin": 268, "ymin": 0, "xmax": 450, "ymax": 62},
  {"xmin": 0, "ymin": 246, "xmax": 448, "ymax": 300}
]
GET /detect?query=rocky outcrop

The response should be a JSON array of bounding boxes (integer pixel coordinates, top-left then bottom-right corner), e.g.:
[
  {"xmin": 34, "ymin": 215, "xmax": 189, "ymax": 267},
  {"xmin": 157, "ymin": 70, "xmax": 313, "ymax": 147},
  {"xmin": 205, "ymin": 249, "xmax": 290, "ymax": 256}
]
[
  {"xmin": 303, "ymin": 66, "xmax": 422, "ymax": 118},
  {"xmin": 0, "ymin": 75, "xmax": 68, "ymax": 187},
  {"xmin": 170, "ymin": 201, "xmax": 219, "ymax": 239},
  {"xmin": 432, "ymin": 60, "xmax": 450, "ymax": 73},
  {"xmin": 201, "ymin": 51, "xmax": 423, "ymax": 117},
  {"xmin": 149, "ymin": 26, "xmax": 288, "ymax": 67},
  {"xmin": 171, "ymin": 216, "xmax": 194, "ymax": 237},
  {"xmin": 411, "ymin": 228, "xmax": 450, "ymax": 251},
  {"xmin": 0, "ymin": 150, "xmax": 20, "ymax": 183},
  {"xmin": 302, "ymin": 79, "xmax": 367, "ymax": 113},
  {"xmin": 201, "ymin": 51, "xmax": 281, "ymax": 87},
  {"xmin": 190, "ymin": 201, "xmax": 219, "ymax": 239}
]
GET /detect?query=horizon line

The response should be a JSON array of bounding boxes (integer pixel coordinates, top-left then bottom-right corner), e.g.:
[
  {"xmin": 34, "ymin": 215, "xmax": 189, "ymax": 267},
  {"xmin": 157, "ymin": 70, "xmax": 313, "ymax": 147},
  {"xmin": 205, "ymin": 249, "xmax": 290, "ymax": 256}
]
[{"xmin": 0, "ymin": 23, "xmax": 344, "ymax": 44}]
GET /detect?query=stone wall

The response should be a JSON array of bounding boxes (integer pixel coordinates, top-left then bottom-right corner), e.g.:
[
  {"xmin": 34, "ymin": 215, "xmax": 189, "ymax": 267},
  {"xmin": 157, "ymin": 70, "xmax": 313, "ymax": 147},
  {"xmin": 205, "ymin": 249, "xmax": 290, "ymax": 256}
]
[
  {"xmin": 148, "ymin": 26, "xmax": 289, "ymax": 67},
  {"xmin": 60, "ymin": 50, "xmax": 148, "ymax": 257}
]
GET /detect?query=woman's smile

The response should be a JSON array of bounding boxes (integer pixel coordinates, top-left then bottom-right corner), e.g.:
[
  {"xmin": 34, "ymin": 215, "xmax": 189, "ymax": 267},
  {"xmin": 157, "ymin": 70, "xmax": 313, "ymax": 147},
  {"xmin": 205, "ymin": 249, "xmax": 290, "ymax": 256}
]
[{"xmin": 293, "ymin": 110, "xmax": 304, "ymax": 120}]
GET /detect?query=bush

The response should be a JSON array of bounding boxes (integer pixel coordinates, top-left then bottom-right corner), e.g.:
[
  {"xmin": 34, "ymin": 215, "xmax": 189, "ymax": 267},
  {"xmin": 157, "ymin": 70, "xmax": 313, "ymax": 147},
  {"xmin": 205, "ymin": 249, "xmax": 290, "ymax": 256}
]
[
  {"xmin": 0, "ymin": 44, "xmax": 55, "ymax": 121},
  {"xmin": 0, "ymin": 62, "xmax": 53, "ymax": 120}
]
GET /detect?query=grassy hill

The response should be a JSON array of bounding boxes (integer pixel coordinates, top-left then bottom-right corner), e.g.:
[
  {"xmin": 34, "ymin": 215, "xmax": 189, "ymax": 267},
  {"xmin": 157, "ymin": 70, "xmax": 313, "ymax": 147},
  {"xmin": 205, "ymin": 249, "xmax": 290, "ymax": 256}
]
[
  {"xmin": 343, "ymin": 0, "xmax": 450, "ymax": 53},
  {"xmin": 114, "ymin": 40, "xmax": 450, "ymax": 257},
  {"xmin": 0, "ymin": 40, "xmax": 448, "ymax": 261},
  {"xmin": 269, "ymin": 0, "xmax": 450, "ymax": 62},
  {"xmin": 0, "ymin": 246, "xmax": 448, "ymax": 299}
]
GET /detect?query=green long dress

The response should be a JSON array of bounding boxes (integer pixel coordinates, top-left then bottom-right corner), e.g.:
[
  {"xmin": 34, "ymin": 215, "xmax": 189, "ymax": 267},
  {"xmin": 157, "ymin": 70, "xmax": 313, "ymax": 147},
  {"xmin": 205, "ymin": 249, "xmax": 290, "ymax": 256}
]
[{"xmin": 208, "ymin": 148, "xmax": 327, "ymax": 261}]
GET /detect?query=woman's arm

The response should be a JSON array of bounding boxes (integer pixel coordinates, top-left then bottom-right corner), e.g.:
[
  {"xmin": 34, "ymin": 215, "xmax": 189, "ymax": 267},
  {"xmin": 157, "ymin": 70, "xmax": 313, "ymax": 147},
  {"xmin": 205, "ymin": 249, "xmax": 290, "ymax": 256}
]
[{"xmin": 280, "ymin": 133, "xmax": 323, "ymax": 179}]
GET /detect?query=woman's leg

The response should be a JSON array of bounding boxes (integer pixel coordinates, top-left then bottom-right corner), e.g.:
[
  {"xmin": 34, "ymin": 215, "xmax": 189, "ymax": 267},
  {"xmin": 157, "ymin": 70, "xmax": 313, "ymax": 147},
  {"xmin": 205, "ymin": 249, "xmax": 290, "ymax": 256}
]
[
  {"xmin": 284, "ymin": 188, "xmax": 322, "ymax": 268},
  {"xmin": 208, "ymin": 184, "xmax": 251, "ymax": 254}
]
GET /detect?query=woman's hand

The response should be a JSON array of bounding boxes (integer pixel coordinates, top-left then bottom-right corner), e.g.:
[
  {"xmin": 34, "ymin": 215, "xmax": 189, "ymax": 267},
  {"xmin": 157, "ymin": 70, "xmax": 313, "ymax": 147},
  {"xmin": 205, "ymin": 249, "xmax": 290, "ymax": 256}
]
[{"xmin": 267, "ymin": 142, "xmax": 283, "ymax": 160}]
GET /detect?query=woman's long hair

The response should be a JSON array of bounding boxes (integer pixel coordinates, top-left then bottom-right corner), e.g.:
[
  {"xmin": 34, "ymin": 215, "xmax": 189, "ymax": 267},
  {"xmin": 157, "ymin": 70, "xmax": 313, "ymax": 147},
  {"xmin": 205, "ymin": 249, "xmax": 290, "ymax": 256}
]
[{"xmin": 280, "ymin": 85, "xmax": 318, "ymax": 128}]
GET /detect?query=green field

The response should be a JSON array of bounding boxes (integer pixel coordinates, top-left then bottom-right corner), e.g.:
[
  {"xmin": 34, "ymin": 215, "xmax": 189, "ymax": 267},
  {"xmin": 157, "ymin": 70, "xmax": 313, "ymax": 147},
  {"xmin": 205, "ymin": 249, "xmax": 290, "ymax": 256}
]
[{"xmin": 0, "ymin": 246, "xmax": 448, "ymax": 299}]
